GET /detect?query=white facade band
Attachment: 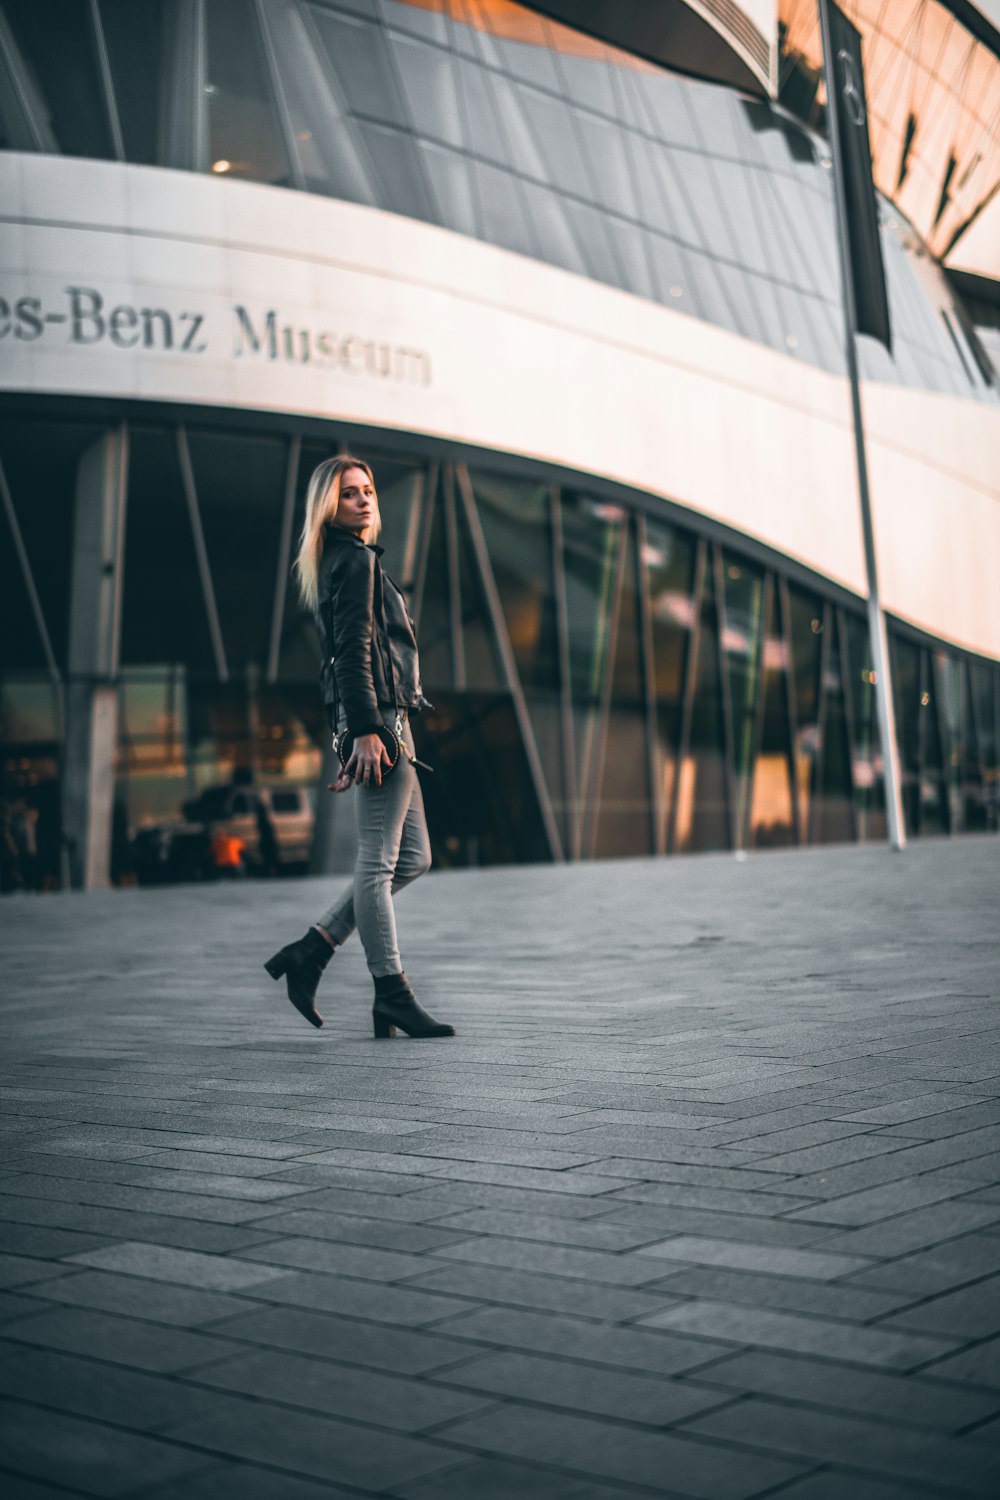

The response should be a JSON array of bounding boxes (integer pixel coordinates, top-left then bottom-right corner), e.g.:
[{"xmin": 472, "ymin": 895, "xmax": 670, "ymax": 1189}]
[{"xmin": 2, "ymin": 153, "xmax": 998, "ymax": 663}]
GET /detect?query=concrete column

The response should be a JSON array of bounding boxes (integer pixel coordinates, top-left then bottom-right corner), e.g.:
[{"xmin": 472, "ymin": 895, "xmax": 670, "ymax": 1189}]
[
  {"xmin": 62, "ymin": 428, "xmax": 128, "ymax": 890},
  {"xmin": 309, "ymin": 739, "xmax": 358, "ymax": 876}
]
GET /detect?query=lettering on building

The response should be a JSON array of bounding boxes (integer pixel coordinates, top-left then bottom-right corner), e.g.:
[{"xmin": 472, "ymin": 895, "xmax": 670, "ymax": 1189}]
[{"xmin": 0, "ymin": 285, "xmax": 432, "ymax": 387}]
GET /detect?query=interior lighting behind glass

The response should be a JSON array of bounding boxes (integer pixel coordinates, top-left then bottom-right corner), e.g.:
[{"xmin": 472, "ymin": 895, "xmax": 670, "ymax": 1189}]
[
  {"xmin": 810, "ymin": 618, "xmax": 823, "ymax": 633},
  {"xmin": 212, "ymin": 159, "xmax": 231, "ymax": 173},
  {"xmin": 785, "ymin": 334, "xmax": 799, "ymax": 349},
  {"xmin": 921, "ymin": 691, "xmax": 931, "ymax": 706},
  {"xmin": 670, "ymin": 286, "xmax": 683, "ymax": 297}
]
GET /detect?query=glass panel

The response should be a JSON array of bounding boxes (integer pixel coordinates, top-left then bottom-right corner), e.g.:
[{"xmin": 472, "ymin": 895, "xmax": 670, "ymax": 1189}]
[
  {"xmin": 387, "ymin": 30, "xmax": 464, "ymax": 148},
  {"xmin": 720, "ymin": 553, "xmax": 764, "ymax": 845},
  {"xmin": 676, "ymin": 558, "xmax": 729, "ymax": 852},
  {"xmin": 842, "ymin": 612, "xmax": 886, "ymax": 842},
  {"xmin": 469, "ymin": 472, "xmax": 557, "ymax": 692},
  {"xmin": 99, "ymin": 0, "xmax": 173, "ymax": 164},
  {"xmin": 560, "ymin": 491, "xmax": 626, "ymax": 834},
  {"xmin": 643, "ymin": 518, "xmax": 695, "ymax": 854},
  {"xmin": 204, "ymin": 0, "xmax": 293, "ymax": 185},
  {"xmin": 470, "ymin": 470, "xmax": 564, "ymax": 842},
  {"xmin": 119, "ymin": 427, "xmax": 217, "ymax": 672},
  {"xmin": 413, "ymin": 477, "xmax": 452, "ymax": 689},
  {"xmin": 516, "ymin": 85, "xmax": 592, "ymax": 199},
  {"xmin": 959, "ymin": 662, "xmax": 989, "ymax": 832},
  {"xmin": 255, "ymin": 682, "xmax": 322, "ymax": 789},
  {"xmin": 786, "ymin": 583, "xmax": 824, "ymax": 840},
  {"xmin": 592, "ymin": 525, "xmax": 651, "ymax": 858},
  {"xmin": 186, "ymin": 429, "xmax": 289, "ymax": 673},
  {"xmin": 573, "ymin": 111, "xmax": 638, "ymax": 219},
  {"xmin": 274, "ymin": 442, "xmax": 331, "ymax": 685},
  {"xmin": 0, "ymin": 676, "xmax": 62, "ymax": 891},
  {"xmin": 454, "ymin": 489, "xmax": 502, "ymax": 693},
  {"xmin": 469, "ymin": 157, "xmax": 538, "ymax": 258},
  {"xmin": 890, "ymin": 633, "xmax": 921, "ymax": 837},
  {"xmin": 262, "ymin": 0, "xmax": 378, "ymax": 202},
  {"xmin": 420, "ymin": 139, "xmax": 479, "ymax": 235},
  {"xmin": 518, "ymin": 180, "xmax": 589, "ymax": 277},
  {"xmin": 355, "ymin": 119, "xmax": 437, "ymax": 223},
  {"xmin": 115, "ymin": 665, "xmax": 191, "ymax": 854},
  {"xmin": 310, "ymin": 5, "xmax": 408, "ymax": 128},
  {"xmin": 814, "ymin": 610, "xmax": 854, "ymax": 843},
  {"xmin": 934, "ymin": 650, "xmax": 967, "ymax": 833},
  {"xmin": 749, "ymin": 579, "xmax": 795, "ymax": 849},
  {"xmin": 368, "ymin": 451, "xmax": 423, "ymax": 587},
  {"xmin": 418, "ymin": 691, "xmax": 550, "ymax": 867},
  {"xmin": 919, "ymin": 651, "xmax": 948, "ymax": 835},
  {"xmin": 0, "ymin": 418, "xmax": 100, "ymax": 674},
  {"xmin": 969, "ymin": 662, "xmax": 998, "ymax": 832},
  {"xmin": 3, "ymin": 0, "xmax": 114, "ymax": 158}
]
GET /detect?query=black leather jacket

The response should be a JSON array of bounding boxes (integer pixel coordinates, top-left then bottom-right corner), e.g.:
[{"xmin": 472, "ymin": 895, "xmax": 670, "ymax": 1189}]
[{"xmin": 315, "ymin": 526, "xmax": 429, "ymax": 736}]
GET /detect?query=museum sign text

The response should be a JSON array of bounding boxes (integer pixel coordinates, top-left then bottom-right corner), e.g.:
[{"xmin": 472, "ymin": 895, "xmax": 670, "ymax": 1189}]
[{"xmin": 0, "ymin": 284, "xmax": 432, "ymax": 386}]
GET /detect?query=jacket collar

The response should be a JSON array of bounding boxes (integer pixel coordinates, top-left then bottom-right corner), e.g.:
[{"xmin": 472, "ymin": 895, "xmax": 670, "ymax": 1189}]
[{"xmin": 325, "ymin": 523, "xmax": 383, "ymax": 557}]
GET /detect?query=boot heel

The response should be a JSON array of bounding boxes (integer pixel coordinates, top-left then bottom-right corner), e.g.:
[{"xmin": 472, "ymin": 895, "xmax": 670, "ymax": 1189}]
[
  {"xmin": 264, "ymin": 953, "xmax": 288, "ymax": 981},
  {"xmin": 373, "ymin": 1016, "xmax": 397, "ymax": 1039}
]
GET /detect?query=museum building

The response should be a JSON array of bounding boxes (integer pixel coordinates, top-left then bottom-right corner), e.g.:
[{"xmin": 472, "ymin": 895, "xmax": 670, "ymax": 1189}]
[{"xmin": 1, "ymin": 0, "xmax": 998, "ymax": 887}]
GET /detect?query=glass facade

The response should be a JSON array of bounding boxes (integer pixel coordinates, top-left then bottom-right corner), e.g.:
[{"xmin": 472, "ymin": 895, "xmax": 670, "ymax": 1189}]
[
  {"xmin": 0, "ymin": 0, "xmax": 994, "ymax": 402},
  {"xmin": 3, "ymin": 409, "xmax": 997, "ymax": 889}
]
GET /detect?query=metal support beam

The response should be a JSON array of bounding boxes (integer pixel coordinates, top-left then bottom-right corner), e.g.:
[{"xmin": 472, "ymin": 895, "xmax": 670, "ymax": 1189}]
[{"xmin": 818, "ymin": 0, "xmax": 906, "ymax": 850}]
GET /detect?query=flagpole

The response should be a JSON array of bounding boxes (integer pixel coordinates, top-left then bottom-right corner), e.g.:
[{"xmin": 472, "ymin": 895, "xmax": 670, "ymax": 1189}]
[{"xmin": 817, "ymin": 0, "xmax": 906, "ymax": 851}]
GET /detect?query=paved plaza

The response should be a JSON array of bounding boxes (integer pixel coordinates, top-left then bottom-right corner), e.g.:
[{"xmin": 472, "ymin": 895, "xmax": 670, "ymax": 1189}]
[{"xmin": 0, "ymin": 839, "xmax": 998, "ymax": 1499}]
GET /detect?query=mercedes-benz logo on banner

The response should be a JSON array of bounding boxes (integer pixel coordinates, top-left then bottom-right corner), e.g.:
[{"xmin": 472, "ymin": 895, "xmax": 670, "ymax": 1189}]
[{"xmin": 837, "ymin": 49, "xmax": 866, "ymax": 127}]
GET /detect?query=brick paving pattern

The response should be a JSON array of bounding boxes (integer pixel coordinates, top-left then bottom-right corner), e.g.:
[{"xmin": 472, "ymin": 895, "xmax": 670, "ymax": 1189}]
[{"xmin": 0, "ymin": 838, "xmax": 998, "ymax": 1498}]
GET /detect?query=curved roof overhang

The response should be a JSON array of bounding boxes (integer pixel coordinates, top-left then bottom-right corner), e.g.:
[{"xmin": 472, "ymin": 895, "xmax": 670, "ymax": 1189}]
[{"xmin": 526, "ymin": 1, "xmax": 777, "ymax": 97}]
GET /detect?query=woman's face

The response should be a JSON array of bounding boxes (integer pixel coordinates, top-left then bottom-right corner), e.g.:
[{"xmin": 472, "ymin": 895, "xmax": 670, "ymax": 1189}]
[{"xmin": 334, "ymin": 467, "xmax": 376, "ymax": 536}]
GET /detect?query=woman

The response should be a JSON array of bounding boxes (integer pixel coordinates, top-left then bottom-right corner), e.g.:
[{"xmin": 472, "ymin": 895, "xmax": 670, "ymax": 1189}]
[{"xmin": 264, "ymin": 456, "xmax": 454, "ymax": 1040}]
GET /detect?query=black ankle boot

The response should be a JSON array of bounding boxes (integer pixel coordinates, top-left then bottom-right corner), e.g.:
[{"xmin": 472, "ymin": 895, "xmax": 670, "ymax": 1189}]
[
  {"xmin": 264, "ymin": 927, "xmax": 334, "ymax": 1028},
  {"xmin": 372, "ymin": 973, "xmax": 455, "ymax": 1039}
]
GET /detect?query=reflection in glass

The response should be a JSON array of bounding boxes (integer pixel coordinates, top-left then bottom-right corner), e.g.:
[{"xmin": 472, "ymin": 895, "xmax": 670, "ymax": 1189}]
[
  {"xmin": 121, "ymin": 427, "xmax": 219, "ymax": 673},
  {"xmin": 592, "ymin": 523, "xmax": 651, "ymax": 857},
  {"xmin": 413, "ymin": 475, "xmax": 452, "ymax": 689},
  {"xmin": 891, "ymin": 634, "xmax": 921, "ymax": 837},
  {"xmin": 418, "ymin": 692, "xmax": 549, "ymax": 866},
  {"xmin": 786, "ymin": 584, "xmax": 823, "ymax": 840},
  {"xmin": 3, "ymin": 0, "xmax": 114, "ymax": 159},
  {"xmin": 749, "ymin": 579, "xmax": 795, "ymax": 848},
  {"xmin": 0, "ymin": 419, "xmax": 101, "ymax": 675},
  {"xmin": 644, "ymin": 519, "xmax": 695, "ymax": 854},
  {"xmin": 676, "ymin": 556, "xmax": 729, "ymax": 852},
  {"xmin": 99, "ymin": 0, "xmax": 174, "ymax": 165},
  {"xmin": 813, "ymin": 609, "xmax": 854, "ymax": 843},
  {"xmin": 721, "ymin": 553, "xmax": 764, "ymax": 845},
  {"xmin": 560, "ymin": 492, "xmax": 626, "ymax": 848},
  {"xmin": 204, "ymin": 0, "xmax": 293, "ymax": 184},
  {"xmin": 454, "ymin": 486, "xmax": 503, "ymax": 693},
  {"xmin": 919, "ymin": 652, "xmax": 948, "ymax": 835},
  {"xmin": 970, "ymin": 662, "xmax": 998, "ymax": 831},
  {"xmin": 186, "ymin": 429, "xmax": 289, "ymax": 673},
  {"xmin": 842, "ymin": 612, "xmax": 886, "ymax": 842}
]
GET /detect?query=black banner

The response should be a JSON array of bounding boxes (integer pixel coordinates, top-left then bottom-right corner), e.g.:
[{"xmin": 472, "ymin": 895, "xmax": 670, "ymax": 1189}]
[{"xmin": 826, "ymin": 2, "xmax": 892, "ymax": 350}]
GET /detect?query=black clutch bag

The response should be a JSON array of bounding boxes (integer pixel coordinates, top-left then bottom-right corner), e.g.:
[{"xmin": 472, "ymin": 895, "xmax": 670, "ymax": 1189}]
[{"xmin": 333, "ymin": 722, "xmax": 402, "ymax": 777}]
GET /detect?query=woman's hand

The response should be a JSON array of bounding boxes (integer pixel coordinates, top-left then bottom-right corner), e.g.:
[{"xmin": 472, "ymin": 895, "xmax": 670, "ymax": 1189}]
[
  {"xmin": 327, "ymin": 768, "xmax": 354, "ymax": 794},
  {"xmin": 345, "ymin": 732, "xmax": 392, "ymax": 788}
]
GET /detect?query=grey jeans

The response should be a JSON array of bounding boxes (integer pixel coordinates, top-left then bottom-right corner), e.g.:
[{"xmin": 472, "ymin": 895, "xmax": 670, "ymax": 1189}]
[{"xmin": 317, "ymin": 712, "xmax": 431, "ymax": 978}]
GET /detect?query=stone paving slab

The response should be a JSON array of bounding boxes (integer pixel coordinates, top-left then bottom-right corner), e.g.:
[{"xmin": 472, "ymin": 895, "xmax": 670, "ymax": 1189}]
[{"xmin": 0, "ymin": 838, "xmax": 998, "ymax": 1498}]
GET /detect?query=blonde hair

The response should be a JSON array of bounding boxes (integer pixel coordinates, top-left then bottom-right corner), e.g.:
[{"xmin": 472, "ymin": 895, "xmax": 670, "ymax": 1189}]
[{"xmin": 294, "ymin": 455, "xmax": 381, "ymax": 610}]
